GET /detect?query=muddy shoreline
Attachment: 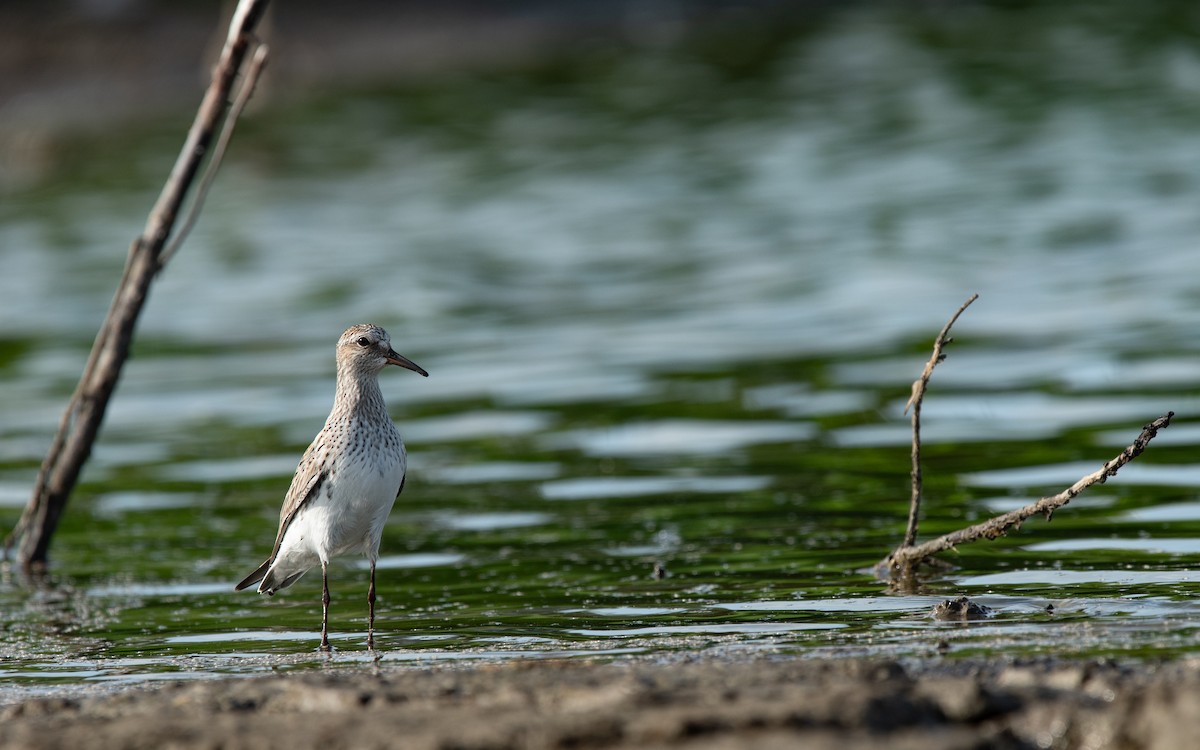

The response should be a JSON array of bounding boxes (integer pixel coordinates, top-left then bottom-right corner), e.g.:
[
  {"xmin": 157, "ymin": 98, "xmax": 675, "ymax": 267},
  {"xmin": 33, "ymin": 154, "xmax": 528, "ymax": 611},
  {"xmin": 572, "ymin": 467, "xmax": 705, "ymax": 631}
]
[{"xmin": 3, "ymin": 654, "xmax": 1199, "ymax": 749}]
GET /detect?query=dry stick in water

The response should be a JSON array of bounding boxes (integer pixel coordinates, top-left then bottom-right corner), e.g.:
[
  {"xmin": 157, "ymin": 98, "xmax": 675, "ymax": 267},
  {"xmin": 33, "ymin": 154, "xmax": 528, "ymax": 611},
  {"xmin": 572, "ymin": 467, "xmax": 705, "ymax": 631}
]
[
  {"xmin": 901, "ymin": 293, "xmax": 979, "ymax": 548},
  {"xmin": 882, "ymin": 412, "xmax": 1174, "ymax": 576},
  {"xmin": 2, "ymin": 0, "xmax": 271, "ymax": 571}
]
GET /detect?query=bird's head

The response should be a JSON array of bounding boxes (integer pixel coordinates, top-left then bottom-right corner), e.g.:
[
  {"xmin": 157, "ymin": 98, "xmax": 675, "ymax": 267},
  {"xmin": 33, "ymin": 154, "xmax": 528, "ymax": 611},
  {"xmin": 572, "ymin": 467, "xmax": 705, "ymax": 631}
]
[{"xmin": 336, "ymin": 324, "xmax": 428, "ymax": 377}]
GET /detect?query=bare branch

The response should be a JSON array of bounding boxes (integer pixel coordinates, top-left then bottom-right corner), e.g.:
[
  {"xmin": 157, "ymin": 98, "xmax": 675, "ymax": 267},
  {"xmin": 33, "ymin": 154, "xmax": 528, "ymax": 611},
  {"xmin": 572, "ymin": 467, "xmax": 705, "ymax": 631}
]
[
  {"xmin": 880, "ymin": 411, "xmax": 1174, "ymax": 578},
  {"xmin": 3, "ymin": 0, "xmax": 271, "ymax": 571},
  {"xmin": 901, "ymin": 293, "xmax": 978, "ymax": 548}
]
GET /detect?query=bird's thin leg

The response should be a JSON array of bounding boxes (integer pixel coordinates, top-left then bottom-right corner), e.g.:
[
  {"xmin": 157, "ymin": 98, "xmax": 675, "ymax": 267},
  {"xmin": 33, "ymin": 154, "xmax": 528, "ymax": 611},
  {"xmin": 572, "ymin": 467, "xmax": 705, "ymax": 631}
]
[
  {"xmin": 320, "ymin": 560, "xmax": 331, "ymax": 652},
  {"xmin": 367, "ymin": 560, "xmax": 377, "ymax": 651}
]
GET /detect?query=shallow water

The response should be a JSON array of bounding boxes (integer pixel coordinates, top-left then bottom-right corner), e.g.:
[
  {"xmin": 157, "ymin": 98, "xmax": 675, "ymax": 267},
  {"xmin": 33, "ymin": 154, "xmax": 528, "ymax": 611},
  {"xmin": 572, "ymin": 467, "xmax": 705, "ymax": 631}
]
[{"xmin": 4, "ymin": 2, "xmax": 1200, "ymax": 701}]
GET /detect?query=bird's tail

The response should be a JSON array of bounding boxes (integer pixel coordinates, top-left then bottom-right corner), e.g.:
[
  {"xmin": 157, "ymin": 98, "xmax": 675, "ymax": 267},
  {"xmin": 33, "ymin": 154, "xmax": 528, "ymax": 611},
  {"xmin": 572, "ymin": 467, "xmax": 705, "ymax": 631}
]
[
  {"xmin": 235, "ymin": 559, "xmax": 309, "ymax": 595},
  {"xmin": 234, "ymin": 560, "xmax": 271, "ymax": 592}
]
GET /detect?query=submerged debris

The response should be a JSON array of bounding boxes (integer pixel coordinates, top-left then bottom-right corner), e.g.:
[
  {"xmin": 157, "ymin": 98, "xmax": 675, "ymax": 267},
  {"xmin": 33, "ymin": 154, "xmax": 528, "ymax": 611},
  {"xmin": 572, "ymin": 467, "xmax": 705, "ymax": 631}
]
[{"xmin": 932, "ymin": 596, "xmax": 992, "ymax": 621}]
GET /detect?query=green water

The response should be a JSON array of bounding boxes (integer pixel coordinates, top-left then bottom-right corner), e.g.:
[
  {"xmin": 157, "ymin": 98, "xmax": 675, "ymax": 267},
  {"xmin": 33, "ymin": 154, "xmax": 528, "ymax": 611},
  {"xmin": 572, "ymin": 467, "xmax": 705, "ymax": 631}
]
[{"xmin": 4, "ymin": 1, "xmax": 1200, "ymax": 699}]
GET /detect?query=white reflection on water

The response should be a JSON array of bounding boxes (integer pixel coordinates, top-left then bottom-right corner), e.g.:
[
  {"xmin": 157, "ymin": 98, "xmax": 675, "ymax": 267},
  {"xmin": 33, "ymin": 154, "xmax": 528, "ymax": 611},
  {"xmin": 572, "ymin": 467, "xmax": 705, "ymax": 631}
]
[
  {"xmin": 567, "ymin": 622, "xmax": 845, "ymax": 637},
  {"xmin": 0, "ymin": 482, "xmax": 32, "ymax": 508},
  {"xmin": 88, "ymin": 582, "xmax": 233, "ymax": 597},
  {"xmin": 742, "ymin": 384, "xmax": 874, "ymax": 418},
  {"xmin": 567, "ymin": 607, "xmax": 686, "ymax": 617},
  {"xmin": 155, "ymin": 455, "xmax": 300, "ymax": 483},
  {"xmin": 910, "ymin": 394, "xmax": 1183, "ymax": 431},
  {"xmin": 1121, "ymin": 502, "xmax": 1200, "ymax": 523},
  {"xmin": 544, "ymin": 420, "xmax": 814, "ymax": 457},
  {"xmin": 956, "ymin": 570, "xmax": 1200, "ymax": 587},
  {"xmin": 430, "ymin": 511, "xmax": 553, "ymax": 531},
  {"xmin": 831, "ymin": 393, "xmax": 1184, "ymax": 447},
  {"xmin": 91, "ymin": 491, "xmax": 199, "ymax": 517},
  {"xmin": 404, "ymin": 411, "xmax": 554, "ymax": 443},
  {"xmin": 1025, "ymin": 538, "xmax": 1200, "ymax": 555},
  {"xmin": 962, "ymin": 462, "xmax": 1200, "ymax": 489},
  {"xmin": 1096, "ymin": 421, "xmax": 1200, "ymax": 447},
  {"xmin": 167, "ymin": 631, "xmax": 351, "ymax": 644},
  {"xmin": 418, "ymin": 461, "xmax": 560, "ymax": 485},
  {"xmin": 719, "ymin": 596, "xmax": 936, "ymax": 614},
  {"xmin": 540, "ymin": 475, "xmax": 769, "ymax": 501},
  {"xmin": 366, "ymin": 553, "xmax": 467, "ymax": 570}
]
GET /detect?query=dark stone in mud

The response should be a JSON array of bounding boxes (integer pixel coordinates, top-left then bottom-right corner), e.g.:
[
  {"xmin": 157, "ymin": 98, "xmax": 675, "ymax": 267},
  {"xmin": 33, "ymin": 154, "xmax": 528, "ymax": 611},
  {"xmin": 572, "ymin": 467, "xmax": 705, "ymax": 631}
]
[{"xmin": 4, "ymin": 656, "xmax": 1200, "ymax": 749}]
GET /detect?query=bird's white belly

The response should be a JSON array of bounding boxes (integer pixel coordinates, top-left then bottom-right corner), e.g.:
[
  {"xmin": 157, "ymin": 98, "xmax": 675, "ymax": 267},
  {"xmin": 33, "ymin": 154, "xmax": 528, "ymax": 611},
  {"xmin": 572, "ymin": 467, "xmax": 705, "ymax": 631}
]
[{"xmin": 276, "ymin": 443, "xmax": 405, "ymax": 569}]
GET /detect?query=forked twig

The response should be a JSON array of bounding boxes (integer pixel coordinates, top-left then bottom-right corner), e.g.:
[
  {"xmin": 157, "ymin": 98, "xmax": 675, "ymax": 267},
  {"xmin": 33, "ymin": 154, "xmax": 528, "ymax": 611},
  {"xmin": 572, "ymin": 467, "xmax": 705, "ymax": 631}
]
[{"xmin": 901, "ymin": 293, "xmax": 978, "ymax": 548}]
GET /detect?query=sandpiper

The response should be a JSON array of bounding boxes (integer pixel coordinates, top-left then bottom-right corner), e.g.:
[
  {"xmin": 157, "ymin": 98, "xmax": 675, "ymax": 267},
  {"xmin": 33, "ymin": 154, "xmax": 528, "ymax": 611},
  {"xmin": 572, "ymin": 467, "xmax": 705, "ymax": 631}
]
[{"xmin": 235, "ymin": 324, "xmax": 428, "ymax": 651}]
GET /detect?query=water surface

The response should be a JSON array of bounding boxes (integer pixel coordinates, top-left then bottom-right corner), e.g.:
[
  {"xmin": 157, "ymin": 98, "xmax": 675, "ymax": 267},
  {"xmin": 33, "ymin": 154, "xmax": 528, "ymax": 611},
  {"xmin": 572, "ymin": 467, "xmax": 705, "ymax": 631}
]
[{"xmin": 3, "ymin": 2, "xmax": 1200, "ymax": 701}]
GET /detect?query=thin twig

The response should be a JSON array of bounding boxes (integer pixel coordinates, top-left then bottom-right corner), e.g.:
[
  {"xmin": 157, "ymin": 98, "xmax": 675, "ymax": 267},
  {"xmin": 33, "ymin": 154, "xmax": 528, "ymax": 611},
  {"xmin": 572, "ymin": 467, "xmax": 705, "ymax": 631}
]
[
  {"xmin": 881, "ymin": 411, "xmax": 1174, "ymax": 578},
  {"xmin": 160, "ymin": 42, "xmax": 269, "ymax": 267},
  {"xmin": 901, "ymin": 293, "xmax": 978, "ymax": 548}
]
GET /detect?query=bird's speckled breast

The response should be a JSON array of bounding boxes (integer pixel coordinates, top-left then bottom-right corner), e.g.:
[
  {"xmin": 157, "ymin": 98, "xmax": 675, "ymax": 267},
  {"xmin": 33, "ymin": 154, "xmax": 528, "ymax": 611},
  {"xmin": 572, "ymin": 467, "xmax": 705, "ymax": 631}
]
[{"xmin": 312, "ymin": 413, "xmax": 406, "ymax": 559}]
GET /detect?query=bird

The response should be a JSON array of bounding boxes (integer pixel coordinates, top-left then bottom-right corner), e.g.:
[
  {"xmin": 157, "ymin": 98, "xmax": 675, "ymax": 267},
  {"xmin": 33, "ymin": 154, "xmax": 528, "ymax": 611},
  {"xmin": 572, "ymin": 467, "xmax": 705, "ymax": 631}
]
[{"xmin": 235, "ymin": 323, "xmax": 428, "ymax": 651}]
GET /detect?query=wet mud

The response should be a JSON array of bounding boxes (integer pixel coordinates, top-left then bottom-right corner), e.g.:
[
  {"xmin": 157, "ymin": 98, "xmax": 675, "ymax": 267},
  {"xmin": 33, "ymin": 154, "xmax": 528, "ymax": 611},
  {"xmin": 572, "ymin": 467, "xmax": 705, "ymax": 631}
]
[{"xmin": 3, "ymin": 655, "xmax": 1199, "ymax": 749}]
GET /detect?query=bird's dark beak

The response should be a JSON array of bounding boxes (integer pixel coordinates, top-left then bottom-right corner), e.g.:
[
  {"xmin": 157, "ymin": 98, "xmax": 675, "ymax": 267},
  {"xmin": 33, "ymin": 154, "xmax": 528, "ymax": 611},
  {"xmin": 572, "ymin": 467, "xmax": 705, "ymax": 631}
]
[{"xmin": 385, "ymin": 349, "xmax": 429, "ymax": 377}]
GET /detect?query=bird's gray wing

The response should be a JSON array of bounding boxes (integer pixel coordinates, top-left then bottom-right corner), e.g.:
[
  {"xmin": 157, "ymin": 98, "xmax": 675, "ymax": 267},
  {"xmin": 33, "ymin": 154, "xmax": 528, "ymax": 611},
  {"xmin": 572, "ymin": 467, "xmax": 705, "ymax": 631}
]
[
  {"xmin": 268, "ymin": 459, "xmax": 328, "ymax": 563},
  {"xmin": 234, "ymin": 460, "xmax": 327, "ymax": 592}
]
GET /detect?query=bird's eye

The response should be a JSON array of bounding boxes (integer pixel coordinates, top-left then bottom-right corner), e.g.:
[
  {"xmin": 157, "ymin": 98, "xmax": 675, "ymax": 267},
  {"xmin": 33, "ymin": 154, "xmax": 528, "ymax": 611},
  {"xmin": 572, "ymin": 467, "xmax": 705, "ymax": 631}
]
[{"xmin": 356, "ymin": 337, "xmax": 371, "ymax": 348}]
